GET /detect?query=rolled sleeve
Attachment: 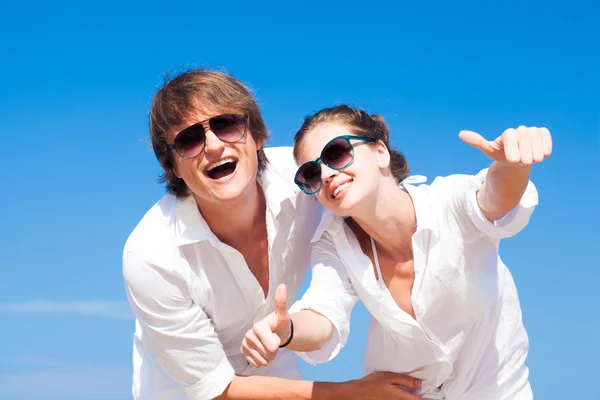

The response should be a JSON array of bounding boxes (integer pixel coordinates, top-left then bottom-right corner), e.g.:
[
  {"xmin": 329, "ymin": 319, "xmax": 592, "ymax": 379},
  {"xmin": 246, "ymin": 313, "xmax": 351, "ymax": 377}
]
[
  {"xmin": 123, "ymin": 254, "xmax": 235, "ymax": 399},
  {"xmin": 289, "ymin": 234, "xmax": 358, "ymax": 365},
  {"xmin": 464, "ymin": 168, "xmax": 539, "ymax": 239}
]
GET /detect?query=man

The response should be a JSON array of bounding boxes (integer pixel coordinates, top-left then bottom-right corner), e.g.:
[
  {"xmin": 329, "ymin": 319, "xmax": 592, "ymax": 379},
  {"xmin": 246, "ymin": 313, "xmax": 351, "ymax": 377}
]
[{"xmin": 122, "ymin": 69, "xmax": 422, "ymax": 399}]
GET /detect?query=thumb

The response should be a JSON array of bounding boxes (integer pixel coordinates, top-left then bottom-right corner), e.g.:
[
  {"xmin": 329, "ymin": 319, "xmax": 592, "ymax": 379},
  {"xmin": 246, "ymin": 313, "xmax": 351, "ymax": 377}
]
[
  {"xmin": 274, "ymin": 283, "xmax": 288, "ymax": 319},
  {"xmin": 458, "ymin": 130, "xmax": 493, "ymax": 152}
]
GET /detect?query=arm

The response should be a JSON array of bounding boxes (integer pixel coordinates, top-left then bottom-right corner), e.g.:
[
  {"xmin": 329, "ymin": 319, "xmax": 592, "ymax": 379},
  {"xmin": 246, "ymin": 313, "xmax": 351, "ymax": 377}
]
[
  {"xmin": 459, "ymin": 126, "xmax": 552, "ymax": 222},
  {"xmin": 218, "ymin": 372, "xmax": 423, "ymax": 400},
  {"xmin": 123, "ymin": 255, "xmax": 235, "ymax": 399}
]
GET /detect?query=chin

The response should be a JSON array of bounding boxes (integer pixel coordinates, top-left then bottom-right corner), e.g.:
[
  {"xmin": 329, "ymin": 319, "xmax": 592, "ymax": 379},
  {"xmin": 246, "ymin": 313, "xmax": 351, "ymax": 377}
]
[{"xmin": 323, "ymin": 197, "xmax": 357, "ymax": 217}]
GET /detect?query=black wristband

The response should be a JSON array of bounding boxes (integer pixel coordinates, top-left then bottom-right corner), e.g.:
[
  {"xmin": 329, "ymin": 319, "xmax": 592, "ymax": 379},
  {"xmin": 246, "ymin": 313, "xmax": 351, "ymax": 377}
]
[{"xmin": 279, "ymin": 318, "xmax": 294, "ymax": 348}]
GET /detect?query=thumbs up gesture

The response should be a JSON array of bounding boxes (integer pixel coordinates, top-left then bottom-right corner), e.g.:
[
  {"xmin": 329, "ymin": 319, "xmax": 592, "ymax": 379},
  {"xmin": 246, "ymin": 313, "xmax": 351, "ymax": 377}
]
[
  {"xmin": 241, "ymin": 284, "xmax": 292, "ymax": 368},
  {"xmin": 459, "ymin": 126, "xmax": 552, "ymax": 166}
]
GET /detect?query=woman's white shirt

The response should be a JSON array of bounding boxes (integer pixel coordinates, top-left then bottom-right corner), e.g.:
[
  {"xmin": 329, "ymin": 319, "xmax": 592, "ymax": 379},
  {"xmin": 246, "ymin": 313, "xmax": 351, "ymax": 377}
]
[{"xmin": 290, "ymin": 169, "xmax": 537, "ymax": 400}]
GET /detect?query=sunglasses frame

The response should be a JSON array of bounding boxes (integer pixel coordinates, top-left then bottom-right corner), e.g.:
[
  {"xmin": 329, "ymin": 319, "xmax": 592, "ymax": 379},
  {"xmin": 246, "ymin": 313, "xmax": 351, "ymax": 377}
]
[
  {"xmin": 294, "ymin": 135, "xmax": 376, "ymax": 195},
  {"xmin": 168, "ymin": 114, "xmax": 248, "ymax": 159}
]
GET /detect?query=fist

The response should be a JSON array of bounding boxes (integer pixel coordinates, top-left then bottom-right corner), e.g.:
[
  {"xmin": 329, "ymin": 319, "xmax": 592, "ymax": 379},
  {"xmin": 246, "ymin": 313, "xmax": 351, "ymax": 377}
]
[
  {"xmin": 459, "ymin": 126, "xmax": 552, "ymax": 166},
  {"xmin": 240, "ymin": 284, "xmax": 291, "ymax": 368}
]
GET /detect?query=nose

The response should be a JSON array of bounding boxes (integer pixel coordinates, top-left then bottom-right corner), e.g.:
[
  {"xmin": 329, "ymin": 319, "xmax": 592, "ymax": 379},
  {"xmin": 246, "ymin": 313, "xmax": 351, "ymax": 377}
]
[
  {"xmin": 204, "ymin": 128, "xmax": 225, "ymax": 154},
  {"xmin": 320, "ymin": 163, "xmax": 339, "ymax": 185}
]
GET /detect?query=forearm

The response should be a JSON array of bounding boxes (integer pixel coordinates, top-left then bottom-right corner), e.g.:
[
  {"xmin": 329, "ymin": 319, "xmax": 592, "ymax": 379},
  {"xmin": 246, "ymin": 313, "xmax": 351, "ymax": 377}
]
[
  {"xmin": 477, "ymin": 162, "xmax": 531, "ymax": 221},
  {"xmin": 217, "ymin": 375, "xmax": 349, "ymax": 400},
  {"xmin": 285, "ymin": 309, "xmax": 334, "ymax": 352}
]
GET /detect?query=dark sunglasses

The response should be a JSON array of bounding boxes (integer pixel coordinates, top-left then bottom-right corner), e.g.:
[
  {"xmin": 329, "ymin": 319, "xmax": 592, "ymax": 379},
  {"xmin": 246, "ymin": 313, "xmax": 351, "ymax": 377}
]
[
  {"xmin": 168, "ymin": 114, "xmax": 248, "ymax": 159},
  {"xmin": 294, "ymin": 135, "xmax": 376, "ymax": 195}
]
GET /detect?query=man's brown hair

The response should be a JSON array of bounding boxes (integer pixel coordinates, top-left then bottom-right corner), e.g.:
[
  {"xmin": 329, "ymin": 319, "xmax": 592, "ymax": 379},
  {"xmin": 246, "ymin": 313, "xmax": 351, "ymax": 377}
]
[{"xmin": 150, "ymin": 69, "xmax": 269, "ymax": 198}]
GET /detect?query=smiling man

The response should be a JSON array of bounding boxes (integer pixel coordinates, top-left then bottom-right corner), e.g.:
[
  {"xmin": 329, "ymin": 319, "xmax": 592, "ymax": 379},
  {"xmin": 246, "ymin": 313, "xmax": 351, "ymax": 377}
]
[{"xmin": 122, "ymin": 69, "xmax": 422, "ymax": 400}]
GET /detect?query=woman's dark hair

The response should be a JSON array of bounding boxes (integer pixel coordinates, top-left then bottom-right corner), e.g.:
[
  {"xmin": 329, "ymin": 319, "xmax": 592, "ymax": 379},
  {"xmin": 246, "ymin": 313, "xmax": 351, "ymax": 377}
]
[{"xmin": 293, "ymin": 104, "xmax": 409, "ymax": 183}]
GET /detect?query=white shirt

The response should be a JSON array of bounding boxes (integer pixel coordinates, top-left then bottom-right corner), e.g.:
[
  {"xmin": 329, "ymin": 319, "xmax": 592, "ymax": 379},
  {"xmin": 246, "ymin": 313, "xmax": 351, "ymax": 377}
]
[
  {"xmin": 291, "ymin": 170, "xmax": 537, "ymax": 400},
  {"xmin": 123, "ymin": 147, "xmax": 322, "ymax": 400}
]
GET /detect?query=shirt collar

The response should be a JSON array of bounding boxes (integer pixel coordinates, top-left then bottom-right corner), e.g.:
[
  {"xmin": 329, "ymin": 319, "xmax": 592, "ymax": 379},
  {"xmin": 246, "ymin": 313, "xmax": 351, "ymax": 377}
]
[
  {"xmin": 310, "ymin": 175, "xmax": 435, "ymax": 243},
  {"xmin": 259, "ymin": 162, "xmax": 299, "ymax": 218},
  {"xmin": 174, "ymin": 162, "xmax": 299, "ymax": 247},
  {"xmin": 401, "ymin": 175, "xmax": 437, "ymax": 235}
]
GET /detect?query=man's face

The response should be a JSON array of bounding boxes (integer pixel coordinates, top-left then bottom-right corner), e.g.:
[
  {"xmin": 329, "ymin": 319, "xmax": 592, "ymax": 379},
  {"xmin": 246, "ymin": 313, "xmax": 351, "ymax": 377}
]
[{"xmin": 168, "ymin": 110, "xmax": 263, "ymax": 208}]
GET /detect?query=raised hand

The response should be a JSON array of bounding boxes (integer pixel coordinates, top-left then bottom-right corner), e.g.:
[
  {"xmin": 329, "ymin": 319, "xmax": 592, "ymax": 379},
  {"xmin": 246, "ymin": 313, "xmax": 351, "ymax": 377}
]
[
  {"xmin": 241, "ymin": 284, "xmax": 292, "ymax": 368},
  {"xmin": 459, "ymin": 126, "xmax": 552, "ymax": 166}
]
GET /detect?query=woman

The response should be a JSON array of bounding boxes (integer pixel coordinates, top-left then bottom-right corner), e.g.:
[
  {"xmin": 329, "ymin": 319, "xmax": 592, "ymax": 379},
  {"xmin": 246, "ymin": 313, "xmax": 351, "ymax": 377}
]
[{"xmin": 240, "ymin": 105, "xmax": 551, "ymax": 399}]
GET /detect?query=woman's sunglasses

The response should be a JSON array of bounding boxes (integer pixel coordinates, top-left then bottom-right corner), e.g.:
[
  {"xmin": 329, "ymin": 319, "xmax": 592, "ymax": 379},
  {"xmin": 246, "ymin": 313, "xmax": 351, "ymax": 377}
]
[
  {"xmin": 168, "ymin": 114, "xmax": 248, "ymax": 159},
  {"xmin": 294, "ymin": 135, "xmax": 376, "ymax": 195}
]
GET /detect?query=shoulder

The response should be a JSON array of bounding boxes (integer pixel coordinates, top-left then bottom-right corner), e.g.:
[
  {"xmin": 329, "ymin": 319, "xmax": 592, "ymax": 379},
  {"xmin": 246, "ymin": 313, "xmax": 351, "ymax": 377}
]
[
  {"xmin": 123, "ymin": 194, "xmax": 182, "ymax": 280},
  {"xmin": 264, "ymin": 146, "xmax": 298, "ymax": 185}
]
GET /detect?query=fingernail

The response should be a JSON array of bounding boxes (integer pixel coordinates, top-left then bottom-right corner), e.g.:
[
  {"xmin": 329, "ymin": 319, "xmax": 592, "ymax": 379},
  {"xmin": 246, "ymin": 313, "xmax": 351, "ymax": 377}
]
[{"xmin": 415, "ymin": 378, "xmax": 421, "ymax": 388}]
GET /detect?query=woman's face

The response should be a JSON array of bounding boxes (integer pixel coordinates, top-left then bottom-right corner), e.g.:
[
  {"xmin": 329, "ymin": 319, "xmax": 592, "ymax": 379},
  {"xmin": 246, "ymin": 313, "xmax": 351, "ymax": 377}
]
[{"xmin": 295, "ymin": 122, "xmax": 390, "ymax": 216}]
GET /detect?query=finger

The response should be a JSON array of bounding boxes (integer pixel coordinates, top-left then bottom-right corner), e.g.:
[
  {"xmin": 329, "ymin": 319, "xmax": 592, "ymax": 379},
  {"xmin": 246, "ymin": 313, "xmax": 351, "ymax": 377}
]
[
  {"xmin": 372, "ymin": 371, "xmax": 422, "ymax": 389},
  {"xmin": 458, "ymin": 130, "xmax": 492, "ymax": 152},
  {"xmin": 389, "ymin": 375, "xmax": 422, "ymax": 390},
  {"xmin": 529, "ymin": 127, "xmax": 545, "ymax": 163},
  {"xmin": 243, "ymin": 332, "xmax": 270, "ymax": 367},
  {"xmin": 517, "ymin": 126, "xmax": 533, "ymax": 165},
  {"xmin": 255, "ymin": 324, "xmax": 282, "ymax": 355},
  {"xmin": 247, "ymin": 330, "xmax": 271, "ymax": 360},
  {"xmin": 540, "ymin": 127, "xmax": 553, "ymax": 157},
  {"xmin": 502, "ymin": 128, "xmax": 520, "ymax": 163},
  {"xmin": 240, "ymin": 338, "xmax": 260, "ymax": 368},
  {"xmin": 247, "ymin": 347, "xmax": 269, "ymax": 367},
  {"xmin": 274, "ymin": 283, "xmax": 288, "ymax": 319}
]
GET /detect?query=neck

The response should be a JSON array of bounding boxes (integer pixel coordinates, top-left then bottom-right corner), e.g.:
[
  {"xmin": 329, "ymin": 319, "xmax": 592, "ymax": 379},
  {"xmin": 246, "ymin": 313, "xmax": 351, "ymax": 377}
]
[
  {"xmin": 195, "ymin": 181, "xmax": 265, "ymax": 246},
  {"xmin": 350, "ymin": 178, "xmax": 416, "ymax": 258}
]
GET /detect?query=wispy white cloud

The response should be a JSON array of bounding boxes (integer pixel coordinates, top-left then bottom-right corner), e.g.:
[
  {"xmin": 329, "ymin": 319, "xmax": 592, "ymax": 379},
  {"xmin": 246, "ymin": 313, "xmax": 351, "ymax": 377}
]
[
  {"xmin": 0, "ymin": 300, "xmax": 132, "ymax": 318},
  {"xmin": 0, "ymin": 356, "xmax": 131, "ymax": 400}
]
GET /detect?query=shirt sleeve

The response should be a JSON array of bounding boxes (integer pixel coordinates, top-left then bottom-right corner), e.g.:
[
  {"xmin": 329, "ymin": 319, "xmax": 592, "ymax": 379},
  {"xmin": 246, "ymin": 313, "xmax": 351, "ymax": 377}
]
[
  {"xmin": 288, "ymin": 232, "xmax": 359, "ymax": 365},
  {"xmin": 123, "ymin": 254, "xmax": 235, "ymax": 399},
  {"xmin": 434, "ymin": 168, "xmax": 539, "ymax": 240}
]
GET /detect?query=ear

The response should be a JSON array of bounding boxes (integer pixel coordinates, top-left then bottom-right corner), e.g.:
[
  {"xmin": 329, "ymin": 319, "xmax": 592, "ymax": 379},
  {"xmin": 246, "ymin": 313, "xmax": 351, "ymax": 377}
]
[
  {"xmin": 173, "ymin": 166, "xmax": 182, "ymax": 179},
  {"xmin": 375, "ymin": 140, "xmax": 391, "ymax": 169},
  {"xmin": 256, "ymin": 138, "xmax": 264, "ymax": 151},
  {"xmin": 171, "ymin": 158, "xmax": 182, "ymax": 179}
]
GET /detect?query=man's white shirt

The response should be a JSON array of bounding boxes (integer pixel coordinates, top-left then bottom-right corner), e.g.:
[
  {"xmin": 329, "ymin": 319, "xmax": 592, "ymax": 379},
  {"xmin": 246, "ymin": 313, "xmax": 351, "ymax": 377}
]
[
  {"xmin": 123, "ymin": 147, "xmax": 322, "ymax": 400},
  {"xmin": 291, "ymin": 170, "xmax": 537, "ymax": 400}
]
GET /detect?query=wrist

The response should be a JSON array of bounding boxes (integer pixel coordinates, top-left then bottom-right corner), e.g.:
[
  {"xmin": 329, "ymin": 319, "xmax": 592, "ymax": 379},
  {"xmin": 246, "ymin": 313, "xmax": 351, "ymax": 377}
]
[
  {"xmin": 279, "ymin": 317, "xmax": 294, "ymax": 348},
  {"xmin": 312, "ymin": 381, "xmax": 353, "ymax": 400}
]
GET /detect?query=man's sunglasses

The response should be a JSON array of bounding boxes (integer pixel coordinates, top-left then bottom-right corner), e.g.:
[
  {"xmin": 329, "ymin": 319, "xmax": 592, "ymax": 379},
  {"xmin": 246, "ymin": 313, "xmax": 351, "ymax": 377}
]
[
  {"xmin": 294, "ymin": 135, "xmax": 376, "ymax": 195},
  {"xmin": 168, "ymin": 114, "xmax": 248, "ymax": 159}
]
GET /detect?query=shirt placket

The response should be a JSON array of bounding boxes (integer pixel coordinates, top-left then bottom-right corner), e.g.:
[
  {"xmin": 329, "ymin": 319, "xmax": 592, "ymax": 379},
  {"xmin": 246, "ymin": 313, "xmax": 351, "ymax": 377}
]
[{"xmin": 220, "ymin": 243, "xmax": 265, "ymax": 311}]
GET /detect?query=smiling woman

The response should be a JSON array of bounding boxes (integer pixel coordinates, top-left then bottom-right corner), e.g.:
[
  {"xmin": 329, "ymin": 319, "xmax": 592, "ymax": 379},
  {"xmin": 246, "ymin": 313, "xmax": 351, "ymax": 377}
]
[{"xmin": 240, "ymin": 103, "xmax": 552, "ymax": 400}]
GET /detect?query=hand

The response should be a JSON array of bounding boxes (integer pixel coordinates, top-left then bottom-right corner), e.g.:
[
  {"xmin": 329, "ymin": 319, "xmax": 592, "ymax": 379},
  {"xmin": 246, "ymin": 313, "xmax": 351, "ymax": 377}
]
[
  {"xmin": 343, "ymin": 372, "xmax": 424, "ymax": 399},
  {"xmin": 241, "ymin": 284, "xmax": 291, "ymax": 368},
  {"xmin": 459, "ymin": 126, "xmax": 552, "ymax": 166}
]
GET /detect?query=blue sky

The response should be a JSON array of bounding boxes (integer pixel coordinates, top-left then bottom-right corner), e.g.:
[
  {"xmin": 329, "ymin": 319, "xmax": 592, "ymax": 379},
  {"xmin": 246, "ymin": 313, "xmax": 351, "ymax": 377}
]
[{"xmin": 0, "ymin": 1, "xmax": 598, "ymax": 399}]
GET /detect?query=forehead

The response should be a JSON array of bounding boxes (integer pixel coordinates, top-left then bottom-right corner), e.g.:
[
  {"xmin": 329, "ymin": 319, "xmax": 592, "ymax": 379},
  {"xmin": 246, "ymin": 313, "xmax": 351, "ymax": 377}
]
[{"xmin": 298, "ymin": 123, "xmax": 351, "ymax": 160}]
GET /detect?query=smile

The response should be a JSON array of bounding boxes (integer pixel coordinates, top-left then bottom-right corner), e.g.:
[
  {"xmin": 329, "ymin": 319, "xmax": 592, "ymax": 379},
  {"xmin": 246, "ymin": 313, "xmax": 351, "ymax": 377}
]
[
  {"xmin": 204, "ymin": 158, "xmax": 238, "ymax": 180},
  {"xmin": 332, "ymin": 180, "xmax": 353, "ymax": 199}
]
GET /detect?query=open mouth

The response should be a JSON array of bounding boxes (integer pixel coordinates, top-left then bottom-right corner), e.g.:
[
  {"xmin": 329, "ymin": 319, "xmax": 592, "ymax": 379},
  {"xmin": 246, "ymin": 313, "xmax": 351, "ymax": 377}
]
[
  {"xmin": 205, "ymin": 158, "xmax": 237, "ymax": 180},
  {"xmin": 331, "ymin": 180, "xmax": 353, "ymax": 199}
]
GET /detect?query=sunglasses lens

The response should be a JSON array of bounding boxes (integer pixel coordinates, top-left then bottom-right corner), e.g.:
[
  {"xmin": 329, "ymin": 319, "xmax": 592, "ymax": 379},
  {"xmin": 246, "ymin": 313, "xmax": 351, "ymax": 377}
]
[
  {"xmin": 174, "ymin": 124, "xmax": 206, "ymax": 158},
  {"xmin": 297, "ymin": 162, "xmax": 321, "ymax": 193},
  {"xmin": 210, "ymin": 114, "xmax": 246, "ymax": 142},
  {"xmin": 322, "ymin": 137, "xmax": 353, "ymax": 169}
]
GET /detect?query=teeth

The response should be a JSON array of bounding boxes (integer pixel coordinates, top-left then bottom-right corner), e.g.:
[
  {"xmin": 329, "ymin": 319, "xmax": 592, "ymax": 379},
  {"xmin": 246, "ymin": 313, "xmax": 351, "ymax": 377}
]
[
  {"xmin": 332, "ymin": 181, "xmax": 352, "ymax": 198},
  {"xmin": 207, "ymin": 158, "xmax": 235, "ymax": 172}
]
